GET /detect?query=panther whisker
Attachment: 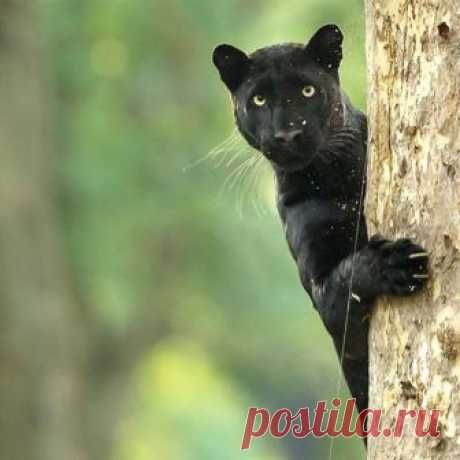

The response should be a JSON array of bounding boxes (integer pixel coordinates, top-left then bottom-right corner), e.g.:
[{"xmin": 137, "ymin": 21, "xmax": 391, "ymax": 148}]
[
  {"xmin": 214, "ymin": 144, "xmax": 247, "ymax": 168},
  {"xmin": 222, "ymin": 156, "xmax": 258, "ymax": 193},
  {"xmin": 237, "ymin": 156, "xmax": 264, "ymax": 217},
  {"xmin": 225, "ymin": 150, "xmax": 244, "ymax": 167},
  {"xmin": 183, "ymin": 129, "xmax": 243, "ymax": 172},
  {"xmin": 245, "ymin": 156, "xmax": 266, "ymax": 214},
  {"xmin": 213, "ymin": 140, "xmax": 249, "ymax": 168},
  {"xmin": 408, "ymin": 252, "xmax": 429, "ymax": 259},
  {"xmin": 231, "ymin": 156, "xmax": 258, "ymax": 190}
]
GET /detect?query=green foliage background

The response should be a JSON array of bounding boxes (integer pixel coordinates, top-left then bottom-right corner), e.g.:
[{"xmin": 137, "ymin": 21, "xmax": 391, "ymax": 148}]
[{"xmin": 40, "ymin": 0, "xmax": 367, "ymax": 458}]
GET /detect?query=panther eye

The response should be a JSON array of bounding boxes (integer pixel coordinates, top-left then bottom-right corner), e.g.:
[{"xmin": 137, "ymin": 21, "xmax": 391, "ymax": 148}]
[
  {"xmin": 253, "ymin": 95, "xmax": 266, "ymax": 107},
  {"xmin": 302, "ymin": 85, "xmax": 316, "ymax": 98}
]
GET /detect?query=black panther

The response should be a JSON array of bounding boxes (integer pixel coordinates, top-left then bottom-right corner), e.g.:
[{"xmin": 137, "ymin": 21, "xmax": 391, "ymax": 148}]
[{"xmin": 212, "ymin": 25, "xmax": 429, "ymax": 424}]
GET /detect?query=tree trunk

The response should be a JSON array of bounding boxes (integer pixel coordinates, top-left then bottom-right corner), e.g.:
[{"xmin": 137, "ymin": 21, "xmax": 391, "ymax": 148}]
[
  {"xmin": 365, "ymin": 1, "xmax": 460, "ymax": 458},
  {"xmin": 0, "ymin": 1, "xmax": 87, "ymax": 459}
]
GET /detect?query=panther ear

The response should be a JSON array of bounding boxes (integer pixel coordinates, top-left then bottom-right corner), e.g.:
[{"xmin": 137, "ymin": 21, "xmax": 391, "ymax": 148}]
[
  {"xmin": 305, "ymin": 24, "xmax": 343, "ymax": 74},
  {"xmin": 213, "ymin": 44, "xmax": 250, "ymax": 92}
]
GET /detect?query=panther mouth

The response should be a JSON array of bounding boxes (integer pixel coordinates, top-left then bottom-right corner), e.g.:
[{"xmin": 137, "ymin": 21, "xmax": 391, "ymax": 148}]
[{"xmin": 263, "ymin": 145, "xmax": 319, "ymax": 172}]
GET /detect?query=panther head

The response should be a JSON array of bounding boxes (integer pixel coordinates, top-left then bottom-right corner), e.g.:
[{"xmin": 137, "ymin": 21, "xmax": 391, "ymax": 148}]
[{"xmin": 213, "ymin": 25, "xmax": 350, "ymax": 173}]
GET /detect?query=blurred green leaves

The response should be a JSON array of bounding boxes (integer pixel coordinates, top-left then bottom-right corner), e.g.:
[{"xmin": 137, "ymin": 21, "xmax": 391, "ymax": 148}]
[{"xmin": 116, "ymin": 339, "xmax": 285, "ymax": 460}]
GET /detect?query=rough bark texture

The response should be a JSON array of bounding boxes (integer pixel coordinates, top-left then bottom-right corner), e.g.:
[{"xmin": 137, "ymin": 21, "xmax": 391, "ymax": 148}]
[
  {"xmin": 0, "ymin": 1, "xmax": 87, "ymax": 459},
  {"xmin": 366, "ymin": 1, "xmax": 460, "ymax": 458}
]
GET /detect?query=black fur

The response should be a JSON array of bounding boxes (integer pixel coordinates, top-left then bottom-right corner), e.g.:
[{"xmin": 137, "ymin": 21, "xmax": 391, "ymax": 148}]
[{"xmin": 213, "ymin": 25, "xmax": 428, "ymax": 423}]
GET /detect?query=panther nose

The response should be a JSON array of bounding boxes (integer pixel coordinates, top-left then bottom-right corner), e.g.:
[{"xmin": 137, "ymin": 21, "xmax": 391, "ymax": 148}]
[{"xmin": 274, "ymin": 129, "xmax": 303, "ymax": 144}]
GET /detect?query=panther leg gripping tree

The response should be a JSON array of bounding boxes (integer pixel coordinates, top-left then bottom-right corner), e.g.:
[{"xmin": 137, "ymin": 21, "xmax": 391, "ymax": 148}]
[{"xmin": 366, "ymin": 1, "xmax": 460, "ymax": 458}]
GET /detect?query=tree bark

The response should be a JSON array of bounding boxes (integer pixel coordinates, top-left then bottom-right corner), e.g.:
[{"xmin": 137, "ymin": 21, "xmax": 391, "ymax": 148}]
[
  {"xmin": 365, "ymin": 1, "xmax": 460, "ymax": 458},
  {"xmin": 0, "ymin": 1, "xmax": 87, "ymax": 459}
]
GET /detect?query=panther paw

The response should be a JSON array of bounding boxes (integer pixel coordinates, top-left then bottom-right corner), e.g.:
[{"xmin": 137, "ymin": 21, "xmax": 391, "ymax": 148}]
[{"xmin": 369, "ymin": 235, "xmax": 429, "ymax": 296}]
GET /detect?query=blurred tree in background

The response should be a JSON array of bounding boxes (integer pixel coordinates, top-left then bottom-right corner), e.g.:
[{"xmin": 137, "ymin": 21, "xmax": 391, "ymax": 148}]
[
  {"xmin": 0, "ymin": 1, "xmax": 85, "ymax": 459},
  {"xmin": 1, "ymin": 0, "xmax": 366, "ymax": 458}
]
